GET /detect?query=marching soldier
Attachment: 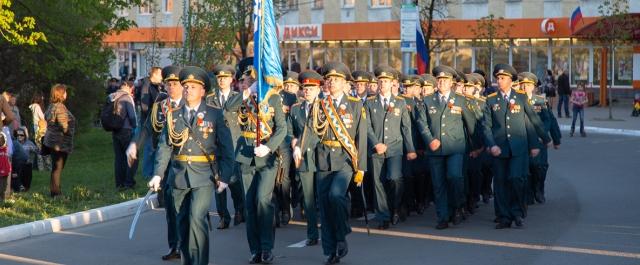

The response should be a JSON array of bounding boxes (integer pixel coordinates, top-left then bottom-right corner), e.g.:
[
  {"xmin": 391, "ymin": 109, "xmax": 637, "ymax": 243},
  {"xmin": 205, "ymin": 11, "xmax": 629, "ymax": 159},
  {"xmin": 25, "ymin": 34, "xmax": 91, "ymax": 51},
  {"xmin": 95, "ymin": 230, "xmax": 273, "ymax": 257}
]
[
  {"xmin": 420, "ymin": 74, "xmax": 436, "ymax": 97},
  {"xmin": 300, "ymin": 62, "xmax": 367, "ymax": 264},
  {"xmin": 518, "ymin": 72, "xmax": 561, "ymax": 204},
  {"xmin": 415, "ymin": 65, "xmax": 477, "ymax": 230},
  {"xmin": 126, "ymin": 65, "xmax": 182, "ymax": 261},
  {"xmin": 366, "ymin": 66, "xmax": 416, "ymax": 229},
  {"xmin": 368, "ymin": 75, "xmax": 379, "ymax": 96},
  {"xmin": 352, "ymin": 70, "xmax": 371, "ymax": 103},
  {"xmin": 482, "ymin": 64, "xmax": 551, "ymax": 229},
  {"xmin": 275, "ymin": 71, "xmax": 299, "ymax": 226},
  {"xmin": 148, "ymin": 66, "xmax": 234, "ymax": 265},
  {"xmin": 462, "ymin": 74, "xmax": 485, "ymax": 214},
  {"xmin": 206, "ymin": 64, "xmax": 245, "ymax": 229},
  {"xmin": 289, "ymin": 70, "xmax": 323, "ymax": 246},
  {"xmin": 225, "ymin": 70, "xmax": 287, "ymax": 264},
  {"xmin": 347, "ymin": 70, "xmax": 371, "ymax": 218},
  {"xmin": 469, "ymin": 73, "xmax": 494, "ymax": 204}
]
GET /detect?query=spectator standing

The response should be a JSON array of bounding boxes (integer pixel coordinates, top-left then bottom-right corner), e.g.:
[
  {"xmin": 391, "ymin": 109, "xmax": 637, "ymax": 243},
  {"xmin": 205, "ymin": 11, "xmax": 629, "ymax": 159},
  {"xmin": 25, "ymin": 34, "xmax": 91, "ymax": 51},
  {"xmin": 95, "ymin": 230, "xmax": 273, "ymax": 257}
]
[
  {"xmin": 13, "ymin": 127, "xmax": 36, "ymax": 191},
  {"xmin": 556, "ymin": 71, "xmax": 571, "ymax": 118},
  {"xmin": 29, "ymin": 92, "xmax": 50, "ymax": 171},
  {"xmin": 108, "ymin": 81, "xmax": 138, "ymax": 189},
  {"xmin": 136, "ymin": 67, "xmax": 164, "ymax": 178},
  {"xmin": 544, "ymin": 69, "xmax": 557, "ymax": 110},
  {"xmin": 570, "ymin": 82, "xmax": 589, "ymax": 137},
  {"xmin": 0, "ymin": 131, "xmax": 12, "ymax": 202},
  {"xmin": 43, "ymin": 84, "xmax": 76, "ymax": 198}
]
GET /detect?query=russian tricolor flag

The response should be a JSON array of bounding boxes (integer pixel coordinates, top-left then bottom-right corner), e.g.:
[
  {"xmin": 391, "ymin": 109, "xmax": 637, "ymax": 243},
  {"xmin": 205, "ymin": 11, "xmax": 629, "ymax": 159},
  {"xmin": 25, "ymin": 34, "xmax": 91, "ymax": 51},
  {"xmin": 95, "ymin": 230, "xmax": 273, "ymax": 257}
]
[
  {"xmin": 570, "ymin": 6, "xmax": 583, "ymax": 33},
  {"xmin": 416, "ymin": 20, "xmax": 428, "ymax": 75}
]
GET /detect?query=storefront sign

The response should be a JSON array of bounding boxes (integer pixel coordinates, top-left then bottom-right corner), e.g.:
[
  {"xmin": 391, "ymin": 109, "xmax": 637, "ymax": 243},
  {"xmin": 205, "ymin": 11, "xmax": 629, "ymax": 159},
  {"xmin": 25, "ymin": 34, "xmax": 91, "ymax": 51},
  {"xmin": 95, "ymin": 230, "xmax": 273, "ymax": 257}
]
[
  {"xmin": 400, "ymin": 4, "xmax": 418, "ymax": 52},
  {"xmin": 279, "ymin": 24, "xmax": 322, "ymax": 41},
  {"xmin": 541, "ymin": 19, "xmax": 557, "ymax": 35}
]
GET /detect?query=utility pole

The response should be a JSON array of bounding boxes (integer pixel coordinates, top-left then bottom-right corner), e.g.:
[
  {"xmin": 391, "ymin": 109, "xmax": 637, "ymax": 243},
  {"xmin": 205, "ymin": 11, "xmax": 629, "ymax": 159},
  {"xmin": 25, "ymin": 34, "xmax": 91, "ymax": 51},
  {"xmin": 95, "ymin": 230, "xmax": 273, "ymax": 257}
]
[{"xmin": 401, "ymin": 0, "xmax": 414, "ymax": 75}]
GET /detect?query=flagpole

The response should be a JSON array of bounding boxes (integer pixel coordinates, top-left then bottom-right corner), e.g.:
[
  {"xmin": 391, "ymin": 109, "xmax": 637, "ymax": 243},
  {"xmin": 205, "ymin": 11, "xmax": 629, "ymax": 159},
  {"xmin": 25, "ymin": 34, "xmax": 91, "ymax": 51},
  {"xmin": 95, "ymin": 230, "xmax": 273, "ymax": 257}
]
[{"xmin": 255, "ymin": 0, "xmax": 263, "ymax": 147}]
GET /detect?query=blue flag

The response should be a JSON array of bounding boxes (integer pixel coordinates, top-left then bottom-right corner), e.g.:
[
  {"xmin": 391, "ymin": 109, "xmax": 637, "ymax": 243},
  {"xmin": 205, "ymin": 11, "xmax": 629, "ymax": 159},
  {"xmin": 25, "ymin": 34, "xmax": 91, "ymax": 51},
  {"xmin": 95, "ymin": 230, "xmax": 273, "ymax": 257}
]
[{"xmin": 252, "ymin": 0, "xmax": 283, "ymax": 103}]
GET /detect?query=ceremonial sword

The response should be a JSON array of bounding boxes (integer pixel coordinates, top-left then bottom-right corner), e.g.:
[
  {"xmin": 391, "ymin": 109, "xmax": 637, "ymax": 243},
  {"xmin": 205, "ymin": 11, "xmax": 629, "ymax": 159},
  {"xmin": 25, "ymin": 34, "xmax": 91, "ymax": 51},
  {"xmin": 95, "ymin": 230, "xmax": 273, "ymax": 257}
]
[{"xmin": 129, "ymin": 189, "xmax": 154, "ymax": 240}]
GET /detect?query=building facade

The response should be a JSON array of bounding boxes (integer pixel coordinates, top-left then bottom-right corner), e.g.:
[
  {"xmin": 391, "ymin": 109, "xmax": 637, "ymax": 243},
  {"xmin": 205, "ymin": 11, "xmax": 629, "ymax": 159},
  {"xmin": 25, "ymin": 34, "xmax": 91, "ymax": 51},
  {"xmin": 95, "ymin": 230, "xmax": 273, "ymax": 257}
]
[{"xmin": 106, "ymin": 0, "xmax": 640, "ymax": 92}]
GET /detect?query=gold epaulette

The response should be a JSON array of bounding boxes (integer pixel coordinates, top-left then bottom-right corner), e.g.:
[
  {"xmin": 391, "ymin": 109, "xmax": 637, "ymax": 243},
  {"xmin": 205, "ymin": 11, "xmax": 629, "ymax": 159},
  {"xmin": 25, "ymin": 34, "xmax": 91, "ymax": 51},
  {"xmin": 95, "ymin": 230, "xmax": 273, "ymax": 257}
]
[
  {"xmin": 394, "ymin": 95, "xmax": 405, "ymax": 100},
  {"xmin": 487, "ymin": 92, "xmax": 498, "ymax": 97},
  {"xmin": 347, "ymin": 96, "xmax": 359, "ymax": 102},
  {"xmin": 292, "ymin": 102, "xmax": 302, "ymax": 107},
  {"xmin": 206, "ymin": 91, "xmax": 216, "ymax": 98},
  {"xmin": 475, "ymin": 96, "xmax": 486, "ymax": 102},
  {"xmin": 515, "ymin": 89, "xmax": 526, "ymax": 94},
  {"xmin": 424, "ymin": 91, "xmax": 435, "ymax": 96},
  {"xmin": 367, "ymin": 96, "xmax": 376, "ymax": 101}
]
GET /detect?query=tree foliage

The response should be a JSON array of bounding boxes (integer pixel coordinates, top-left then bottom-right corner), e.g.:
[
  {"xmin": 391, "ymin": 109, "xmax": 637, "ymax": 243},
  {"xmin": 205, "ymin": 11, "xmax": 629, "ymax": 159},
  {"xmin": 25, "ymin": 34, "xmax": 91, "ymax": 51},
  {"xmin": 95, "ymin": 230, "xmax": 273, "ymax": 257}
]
[
  {"xmin": 0, "ymin": 0, "xmax": 46, "ymax": 45},
  {"xmin": 0, "ymin": 0, "xmax": 138, "ymax": 132}
]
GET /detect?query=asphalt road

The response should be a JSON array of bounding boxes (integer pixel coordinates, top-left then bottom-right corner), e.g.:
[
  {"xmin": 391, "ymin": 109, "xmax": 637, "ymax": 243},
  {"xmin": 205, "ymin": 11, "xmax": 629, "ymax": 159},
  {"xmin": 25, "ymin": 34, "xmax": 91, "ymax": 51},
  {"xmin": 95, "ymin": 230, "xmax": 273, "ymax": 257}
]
[{"xmin": 1, "ymin": 132, "xmax": 639, "ymax": 265}]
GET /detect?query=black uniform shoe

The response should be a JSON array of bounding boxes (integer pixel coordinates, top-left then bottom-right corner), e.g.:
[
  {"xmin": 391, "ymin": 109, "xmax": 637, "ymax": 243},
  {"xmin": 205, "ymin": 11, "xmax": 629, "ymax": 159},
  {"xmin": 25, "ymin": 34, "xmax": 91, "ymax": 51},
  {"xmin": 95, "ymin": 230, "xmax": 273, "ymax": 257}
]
[
  {"xmin": 217, "ymin": 219, "xmax": 230, "ymax": 230},
  {"xmin": 495, "ymin": 222, "xmax": 512, "ymax": 229},
  {"xmin": 416, "ymin": 203, "xmax": 426, "ymax": 215},
  {"xmin": 305, "ymin": 238, "xmax": 319, "ymax": 246},
  {"xmin": 534, "ymin": 192, "xmax": 546, "ymax": 204},
  {"xmin": 514, "ymin": 217, "xmax": 524, "ymax": 228},
  {"xmin": 399, "ymin": 207, "xmax": 408, "ymax": 222},
  {"xmin": 281, "ymin": 211, "xmax": 291, "ymax": 226},
  {"xmin": 452, "ymin": 210, "xmax": 463, "ymax": 225},
  {"xmin": 261, "ymin": 251, "xmax": 274, "ymax": 264},
  {"xmin": 161, "ymin": 248, "xmax": 180, "ymax": 260},
  {"xmin": 248, "ymin": 253, "xmax": 262, "ymax": 264},
  {"xmin": 336, "ymin": 241, "xmax": 348, "ymax": 258},
  {"xmin": 350, "ymin": 207, "xmax": 364, "ymax": 218},
  {"xmin": 435, "ymin": 222, "xmax": 449, "ymax": 230},
  {"xmin": 234, "ymin": 212, "xmax": 245, "ymax": 226},
  {"xmin": 377, "ymin": 221, "xmax": 390, "ymax": 230},
  {"xmin": 391, "ymin": 214, "xmax": 400, "ymax": 225},
  {"xmin": 325, "ymin": 254, "xmax": 340, "ymax": 265}
]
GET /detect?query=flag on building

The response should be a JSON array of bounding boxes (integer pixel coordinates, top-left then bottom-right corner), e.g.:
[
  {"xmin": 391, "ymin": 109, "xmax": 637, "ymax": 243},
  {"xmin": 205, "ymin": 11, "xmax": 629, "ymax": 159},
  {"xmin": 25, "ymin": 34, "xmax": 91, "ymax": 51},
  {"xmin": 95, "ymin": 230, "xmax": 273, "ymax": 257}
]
[
  {"xmin": 416, "ymin": 20, "xmax": 428, "ymax": 75},
  {"xmin": 252, "ymin": 0, "xmax": 283, "ymax": 102},
  {"xmin": 570, "ymin": 6, "xmax": 583, "ymax": 33}
]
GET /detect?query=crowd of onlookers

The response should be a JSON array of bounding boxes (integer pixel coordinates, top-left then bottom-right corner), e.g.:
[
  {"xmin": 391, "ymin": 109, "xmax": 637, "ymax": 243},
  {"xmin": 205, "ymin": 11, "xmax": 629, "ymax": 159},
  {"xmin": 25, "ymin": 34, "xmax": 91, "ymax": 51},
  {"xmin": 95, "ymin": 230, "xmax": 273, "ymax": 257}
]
[{"xmin": 0, "ymin": 84, "xmax": 75, "ymax": 201}]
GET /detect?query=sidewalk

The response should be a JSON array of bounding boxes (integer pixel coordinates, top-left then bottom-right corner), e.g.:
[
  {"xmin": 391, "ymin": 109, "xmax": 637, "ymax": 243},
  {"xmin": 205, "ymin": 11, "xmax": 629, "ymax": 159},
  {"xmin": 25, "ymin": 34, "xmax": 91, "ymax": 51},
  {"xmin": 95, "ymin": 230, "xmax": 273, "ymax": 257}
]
[{"xmin": 553, "ymin": 103, "xmax": 640, "ymax": 136}]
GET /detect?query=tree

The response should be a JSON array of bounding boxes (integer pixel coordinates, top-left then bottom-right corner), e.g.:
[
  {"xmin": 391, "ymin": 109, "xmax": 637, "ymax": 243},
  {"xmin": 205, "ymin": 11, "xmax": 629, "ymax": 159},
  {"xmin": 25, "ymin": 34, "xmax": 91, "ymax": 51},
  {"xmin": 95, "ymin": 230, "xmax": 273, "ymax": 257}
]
[
  {"xmin": 584, "ymin": 0, "xmax": 640, "ymax": 119},
  {"xmin": 0, "ymin": 0, "xmax": 46, "ymax": 45},
  {"xmin": 469, "ymin": 14, "xmax": 513, "ymax": 79},
  {"xmin": 0, "ymin": 0, "xmax": 138, "ymax": 131},
  {"xmin": 415, "ymin": 0, "xmax": 451, "ymax": 71},
  {"xmin": 144, "ymin": 0, "xmax": 162, "ymax": 70}
]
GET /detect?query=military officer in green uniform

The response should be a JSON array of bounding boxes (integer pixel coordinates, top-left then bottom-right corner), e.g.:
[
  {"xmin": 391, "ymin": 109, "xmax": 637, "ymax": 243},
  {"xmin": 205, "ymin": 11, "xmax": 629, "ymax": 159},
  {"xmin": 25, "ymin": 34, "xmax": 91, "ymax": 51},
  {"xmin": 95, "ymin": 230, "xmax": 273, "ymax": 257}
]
[
  {"xmin": 347, "ymin": 70, "xmax": 371, "ymax": 218},
  {"xmin": 127, "ymin": 65, "xmax": 182, "ymax": 260},
  {"xmin": 482, "ymin": 64, "xmax": 551, "ymax": 229},
  {"xmin": 415, "ymin": 65, "xmax": 477, "ymax": 230},
  {"xmin": 274, "ymin": 71, "xmax": 298, "ymax": 226},
  {"xmin": 301, "ymin": 62, "xmax": 367, "ymax": 264},
  {"xmin": 205, "ymin": 64, "xmax": 245, "ymax": 229},
  {"xmin": 420, "ymin": 74, "xmax": 437, "ymax": 97},
  {"xmin": 148, "ymin": 66, "xmax": 234, "ymax": 265},
  {"xmin": 518, "ymin": 72, "xmax": 561, "ymax": 204},
  {"xmin": 289, "ymin": 70, "xmax": 323, "ymax": 246},
  {"xmin": 368, "ymin": 75, "xmax": 379, "ymax": 96},
  {"xmin": 225, "ymin": 71, "xmax": 287, "ymax": 264},
  {"xmin": 365, "ymin": 66, "xmax": 416, "ymax": 229}
]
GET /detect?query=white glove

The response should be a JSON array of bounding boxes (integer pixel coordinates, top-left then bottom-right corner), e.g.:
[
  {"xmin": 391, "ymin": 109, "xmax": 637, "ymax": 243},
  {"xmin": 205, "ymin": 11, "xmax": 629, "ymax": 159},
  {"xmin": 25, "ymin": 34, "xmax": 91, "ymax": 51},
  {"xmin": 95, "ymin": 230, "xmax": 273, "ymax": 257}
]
[
  {"xmin": 216, "ymin": 181, "xmax": 229, "ymax": 194},
  {"xmin": 254, "ymin": 145, "xmax": 271, "ymax": 157},
  {"xmin": 147, "ymin": 175, "xmax": 161, "ymax": 192},
  {"xmin": 126, "ymin": 143, "xmax": 137, "ymax": 167},
  {"xmin": 293, "ymin": 146, "xmax": 302, "ymax": 162}
]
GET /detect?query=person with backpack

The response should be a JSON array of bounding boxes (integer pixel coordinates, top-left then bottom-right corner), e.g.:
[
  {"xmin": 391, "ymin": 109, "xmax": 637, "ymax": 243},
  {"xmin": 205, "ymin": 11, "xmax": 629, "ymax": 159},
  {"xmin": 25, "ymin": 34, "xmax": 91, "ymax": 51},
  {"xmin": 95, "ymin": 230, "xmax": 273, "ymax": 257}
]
[{"xmin": 107, "ymin": 80, "xmax": 138, "ymax": 189}]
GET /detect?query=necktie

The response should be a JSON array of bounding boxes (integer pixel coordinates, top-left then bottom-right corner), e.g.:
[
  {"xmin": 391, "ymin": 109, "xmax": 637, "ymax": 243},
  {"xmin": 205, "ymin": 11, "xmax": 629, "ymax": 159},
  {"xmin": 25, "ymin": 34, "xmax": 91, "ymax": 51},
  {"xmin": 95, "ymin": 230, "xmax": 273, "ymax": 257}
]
[
  {"xmin": 189, "ymin": 109, "xmax": 196, "ymax": 124},
  {"xmin": 504, "ymin": 94, "xmax": 509, "ymax": 102},
  {"xmin": 383, "ymin": 98, "xmax": 388, "ymax": 109},
  {"xmin": 440, "ymin": 95, "xmax": 446, "ymax": 105},
  {"xmin": 221, "ymin": 94, "xmax": 226, "ymax": 106},
  {"xmin": 171, "ymin": 101, "xmax": 177, "ymax": 109},
  {"xmin": 304, "ymin": 102, "xmax": 309, "ymax": 118}
]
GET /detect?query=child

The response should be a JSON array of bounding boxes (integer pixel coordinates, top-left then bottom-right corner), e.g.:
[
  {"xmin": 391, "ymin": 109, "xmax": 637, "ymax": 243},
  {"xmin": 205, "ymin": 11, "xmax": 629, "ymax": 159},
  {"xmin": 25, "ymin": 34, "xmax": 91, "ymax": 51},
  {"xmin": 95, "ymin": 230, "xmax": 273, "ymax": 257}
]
[
  {"xmin": 570, "ymin": 82, "xmax": 589, "ymax": 137},
  {"xmin": 0, "ymin": 132, "xmax": 12, "ymax": 202},
  {"xmin": 632, "ymin": 93, "xmax": 640, "ymax": 117}
]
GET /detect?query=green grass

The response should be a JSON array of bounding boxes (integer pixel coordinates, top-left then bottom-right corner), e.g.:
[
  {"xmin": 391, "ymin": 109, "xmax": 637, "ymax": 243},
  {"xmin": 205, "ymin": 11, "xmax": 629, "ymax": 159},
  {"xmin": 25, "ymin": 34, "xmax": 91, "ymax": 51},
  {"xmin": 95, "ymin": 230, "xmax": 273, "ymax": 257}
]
[{"xmin": 0, "ymin": 128, "xmax": 148, "ymax": 227}]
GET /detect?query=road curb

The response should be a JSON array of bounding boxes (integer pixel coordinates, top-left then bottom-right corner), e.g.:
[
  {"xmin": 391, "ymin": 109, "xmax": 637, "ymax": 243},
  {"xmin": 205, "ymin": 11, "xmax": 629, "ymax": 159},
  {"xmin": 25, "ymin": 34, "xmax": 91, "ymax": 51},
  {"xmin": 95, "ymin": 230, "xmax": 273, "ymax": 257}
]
[
  {"xmin": 0, "ymin": 194, "xmax": 158, "ymax": 244},
  {"xmin": 558, "ymin": 125, "xmax": 640, "ymax": 137}
]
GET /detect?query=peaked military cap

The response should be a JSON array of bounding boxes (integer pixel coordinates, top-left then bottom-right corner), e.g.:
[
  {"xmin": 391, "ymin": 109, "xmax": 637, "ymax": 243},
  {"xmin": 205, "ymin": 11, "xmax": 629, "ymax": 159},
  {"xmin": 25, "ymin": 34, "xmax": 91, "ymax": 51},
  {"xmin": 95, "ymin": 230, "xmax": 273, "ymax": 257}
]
[
  {"xmin": 369, "ymin": 75, "xmax": 378, "ymax": 84},
  {"xmin": 212, "ymin": 64, "xmax": 235, "ymax": 78},
  {"xmin": 420, "ymin": 74, "xmax": 436, "ymax": 87},
  {"xmin": 493, "ymin": 63, "xmax": 518, "ymax": 80},
  {"xmin": 455, "ymin": 70, "xmax": 467, "ymax": 83},
  {"xmin": 374, "ymin": 65, "xmax": 396, "ymax": 80},
  {"xmin": 401, "ymin": 74, "xmax": 419, "ymax": 86},
  {"xmin": 517, "ymin": 72, "xmax": 538, "ymax": 85},
  {"xmin": 322, "ymin": 61, "xmax": 351, "ymax": 80},
  {"xmin": 298, "ymin": 70, "xmax": 323, "ymax": 87},
  {"xmin": 162, "ymin": 65, "xmax": 181, "ymax": 82},
  {"xmin": 470, "ymin": 73, "xmax": 485, "ymax": 87},
  {"xmin": 180, "ymin": 66, "xmax": 211, "ymax": 91},
  {"xmin": 283, "ymin": 71, "xmax": 300, "ymax": 85},
  {"xmin": 432, "ymin": 65, "xmax": 456, "ymax": 79},
  {"xmin": 351, "ymin": 70, "xmax": 371, "ymax": 83}
]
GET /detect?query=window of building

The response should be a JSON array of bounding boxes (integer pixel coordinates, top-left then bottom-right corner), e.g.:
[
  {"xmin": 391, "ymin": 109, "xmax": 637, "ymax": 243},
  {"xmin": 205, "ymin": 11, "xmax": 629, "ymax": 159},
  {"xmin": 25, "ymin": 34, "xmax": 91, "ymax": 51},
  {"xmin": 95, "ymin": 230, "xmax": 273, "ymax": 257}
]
[
  {"xmin": 343, "ymin": 0, "xmax": 355, "ymax": 8},
  {"xmin": 456, "ymin": 40, "xmax": 473, "ymax": 73},
  {"xmin": 531, "ymin": 39, "xmax": 549, "ymax": 82},
  {"xmin": 551, "ymin": 39, "xmax": 570, "ymax": 77},
  {"xmin": 571, "ymin": 47, "xmax": 590, "ymax": 85},
  {"xmin": 313, "ymin": 0, "xmax": 323, "ymax": 9},
  {"xmin": 373, "ymin": 41, "xmax": 390, "ymax": 67},
  {"xmin": 164, "ymin": 0, "xmax": 173, "ymax": 13},
  {"xmin": 356, "ymin": 41, "xmax": 371, "ymax": 71},
  {"xmin": 593, "ymin": 47, "xmax": 612, "ymax": 86},
  {"xmin": 613, "ymin": 46, "xmax": 633, "ymax": 86},
  {"xmin": 325, "ymin": 41, "xmax": 341, "ymax": 63},
  {"xmin": 139, "ymin": 0, "xmax": 152, "ymax": 14},
  {"xmin": 512, "ymin": 39, "xmax": 531, "ymax": 73},
  {"xmin": 284, "ymin": 0, "xmax": 298, "ymax": 10},
  {"xmin": 371, "ymin": 0, "xmax": 392, "ymax": 8}
]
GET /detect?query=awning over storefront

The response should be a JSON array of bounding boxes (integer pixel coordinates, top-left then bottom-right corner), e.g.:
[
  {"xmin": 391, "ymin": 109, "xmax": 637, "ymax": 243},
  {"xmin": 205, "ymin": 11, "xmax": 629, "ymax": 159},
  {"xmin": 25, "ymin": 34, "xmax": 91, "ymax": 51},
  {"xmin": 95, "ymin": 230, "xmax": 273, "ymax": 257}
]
[
  {"xmin": 104, "ymin": 27, "xmax": 183, "ymax": 43},
  {"xmin": 572, "ymin": 13, "xmax": 640, "ymax": 40}
]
